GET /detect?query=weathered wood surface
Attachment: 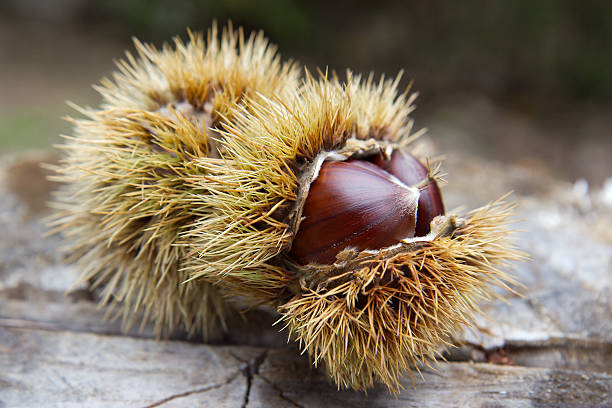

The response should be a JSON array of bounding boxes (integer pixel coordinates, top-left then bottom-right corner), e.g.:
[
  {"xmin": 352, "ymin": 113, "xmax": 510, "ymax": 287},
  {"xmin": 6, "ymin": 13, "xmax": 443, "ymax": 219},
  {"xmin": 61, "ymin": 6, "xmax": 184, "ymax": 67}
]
[{"xmin": 1, "ymin": 152, "xmax": 611, "ymax": 407}]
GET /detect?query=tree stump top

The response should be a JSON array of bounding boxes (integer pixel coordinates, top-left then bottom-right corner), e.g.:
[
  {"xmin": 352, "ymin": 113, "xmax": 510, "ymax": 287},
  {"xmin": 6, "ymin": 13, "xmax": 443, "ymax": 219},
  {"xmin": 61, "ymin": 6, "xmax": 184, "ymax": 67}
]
[{"xmin": 1, "ymin": 152, "xmax": 610, "ymax": 407}]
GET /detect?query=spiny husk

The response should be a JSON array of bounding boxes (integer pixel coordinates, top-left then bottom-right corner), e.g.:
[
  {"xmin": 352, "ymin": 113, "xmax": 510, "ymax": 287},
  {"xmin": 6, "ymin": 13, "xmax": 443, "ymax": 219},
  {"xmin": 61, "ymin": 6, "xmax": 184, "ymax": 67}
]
[
  {"xmin": 181, "ymin": 72, "xmax": 421, "ymax": 302},
  {"xmin": 277, "ymin": 201, "xmax": 522, "ymax": 394},
  {"xmin": 48, "ymin": 24, "xmax": 299, "ymax": 337},
  {"xmin": 344, "ymin": 70, "xmax": 420, "ymax": 142},
  {"xmin": 193, "ymin": 71, "xmax": 522, "ymax": 392}
]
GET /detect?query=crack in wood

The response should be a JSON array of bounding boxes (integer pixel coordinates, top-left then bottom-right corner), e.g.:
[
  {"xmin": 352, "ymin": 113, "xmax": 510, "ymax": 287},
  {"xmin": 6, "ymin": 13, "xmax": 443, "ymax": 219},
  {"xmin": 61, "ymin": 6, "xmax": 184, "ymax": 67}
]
[
  {"xmin": 229, "ymin": 350, "xmax": 269, "ymax": 408},
  {"xmin": 142, "ymin": 370, "xmax": 241, "ymax": 408},
  {"xmin": 256, "ymin": 372, "xmax": 305, "ymax": 408}
]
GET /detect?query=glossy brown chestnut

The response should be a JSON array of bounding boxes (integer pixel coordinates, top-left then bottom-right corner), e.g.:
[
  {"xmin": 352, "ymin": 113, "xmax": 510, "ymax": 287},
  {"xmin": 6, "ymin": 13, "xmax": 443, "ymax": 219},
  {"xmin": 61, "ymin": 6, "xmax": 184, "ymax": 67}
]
[
  {"xmin": 372, "ymin": 150, "xmax": 444, "ymax": 236},
  {"xmin": 290, "ymin": 160, "xmax": 419, "ymax": 265}
]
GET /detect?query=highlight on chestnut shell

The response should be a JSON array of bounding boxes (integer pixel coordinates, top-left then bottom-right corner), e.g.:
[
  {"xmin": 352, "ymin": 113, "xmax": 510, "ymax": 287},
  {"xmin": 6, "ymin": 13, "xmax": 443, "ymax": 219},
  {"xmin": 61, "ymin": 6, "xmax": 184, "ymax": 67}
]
[
  {"xmin": 290, "ymin": 150, "xmax": 444, "ymax": 265},
  {"xmin": 373, "ymin": 150, "xmax": 445, "ymax": 236}
]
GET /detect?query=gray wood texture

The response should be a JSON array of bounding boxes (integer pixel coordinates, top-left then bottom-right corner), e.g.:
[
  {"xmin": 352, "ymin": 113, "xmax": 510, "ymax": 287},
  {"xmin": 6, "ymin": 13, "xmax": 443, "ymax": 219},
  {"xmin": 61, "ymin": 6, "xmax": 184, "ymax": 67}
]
[{"xmin": 0, "ymin": 152, "xmax": 611, "ymax": 407}]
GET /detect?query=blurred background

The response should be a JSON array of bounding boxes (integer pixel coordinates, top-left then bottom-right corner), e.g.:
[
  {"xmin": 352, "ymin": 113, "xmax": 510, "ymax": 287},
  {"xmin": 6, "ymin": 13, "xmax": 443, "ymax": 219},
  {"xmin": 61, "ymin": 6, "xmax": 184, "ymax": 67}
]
[{"xmin": 1, "ymin": 0, "xmax": 611, "ymax": 184}]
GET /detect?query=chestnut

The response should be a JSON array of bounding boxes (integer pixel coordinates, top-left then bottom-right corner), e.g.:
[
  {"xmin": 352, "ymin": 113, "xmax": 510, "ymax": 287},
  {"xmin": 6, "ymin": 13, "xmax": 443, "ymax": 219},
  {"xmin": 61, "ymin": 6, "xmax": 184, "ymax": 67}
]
[{"xmin": 290, "ymin": 151, "xmax": 444, "ymax": 265}]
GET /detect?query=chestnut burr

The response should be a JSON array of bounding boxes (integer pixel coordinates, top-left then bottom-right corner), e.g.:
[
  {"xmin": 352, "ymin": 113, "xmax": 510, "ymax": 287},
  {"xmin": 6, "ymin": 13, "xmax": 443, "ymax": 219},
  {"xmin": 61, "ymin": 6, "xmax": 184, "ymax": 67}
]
[{"xmin": 51, "ymin": 25, "xmax": 521, "ymax": 394}]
